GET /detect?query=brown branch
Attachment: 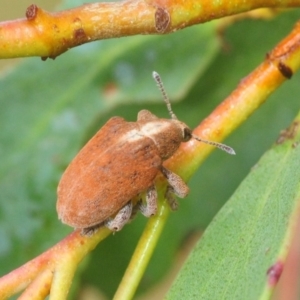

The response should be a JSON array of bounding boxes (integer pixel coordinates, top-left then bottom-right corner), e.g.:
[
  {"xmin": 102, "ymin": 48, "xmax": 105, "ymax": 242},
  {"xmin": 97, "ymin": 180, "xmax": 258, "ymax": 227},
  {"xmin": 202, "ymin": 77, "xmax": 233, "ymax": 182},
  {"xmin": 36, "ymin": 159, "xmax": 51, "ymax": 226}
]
[
  {"xmin": 167, "ymin": 20, "xmax": 300, "ymax": 179},
  {"xmin": 0, "ymin": 0, "xmax": 300, "ymax": 59},
  {"xmin": 0, "ymin": 228, "xmax": 110, "ymax": 299}
]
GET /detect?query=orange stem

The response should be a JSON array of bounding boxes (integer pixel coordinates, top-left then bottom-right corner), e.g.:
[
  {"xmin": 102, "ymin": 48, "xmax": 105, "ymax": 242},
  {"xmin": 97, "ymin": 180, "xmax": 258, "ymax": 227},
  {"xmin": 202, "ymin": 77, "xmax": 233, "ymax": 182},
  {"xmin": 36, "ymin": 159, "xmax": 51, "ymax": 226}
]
[
  {"xmin": 0, "ymin": 0, "xmax": 300, "ymax": 59},
  {"xmin": 167, "ymin": 20, "xmax": 300, "ymax": 179}
]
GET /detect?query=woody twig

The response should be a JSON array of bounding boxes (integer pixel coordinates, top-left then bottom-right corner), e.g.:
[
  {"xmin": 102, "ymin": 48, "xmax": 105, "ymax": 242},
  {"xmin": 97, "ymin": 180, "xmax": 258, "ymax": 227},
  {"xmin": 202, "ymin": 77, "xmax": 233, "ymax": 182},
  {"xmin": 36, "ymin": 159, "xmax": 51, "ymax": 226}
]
[
  {"xmin": 168, "ymin": 20, "xmax": 300, "ymax": 179},
  {"xmin": 0, "ymin": 0, "xmax": 300, "ymax": 59}
]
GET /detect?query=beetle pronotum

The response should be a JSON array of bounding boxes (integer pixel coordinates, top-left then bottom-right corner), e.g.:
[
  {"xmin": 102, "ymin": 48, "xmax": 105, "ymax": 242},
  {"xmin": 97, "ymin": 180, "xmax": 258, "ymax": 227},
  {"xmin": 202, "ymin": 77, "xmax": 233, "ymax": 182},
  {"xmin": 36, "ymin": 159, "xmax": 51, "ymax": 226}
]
[{"xmin": 57, "ymin": 72, "xmax": 235, "ymax": 235}]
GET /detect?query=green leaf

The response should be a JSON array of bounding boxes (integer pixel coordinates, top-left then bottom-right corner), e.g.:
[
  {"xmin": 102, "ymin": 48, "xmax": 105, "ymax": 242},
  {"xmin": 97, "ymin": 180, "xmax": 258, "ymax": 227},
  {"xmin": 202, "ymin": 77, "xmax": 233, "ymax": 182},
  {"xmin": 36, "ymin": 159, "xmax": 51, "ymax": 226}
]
[{"xmin": 166, "ymin": 116, "xmax": 300, "ymax": 299}]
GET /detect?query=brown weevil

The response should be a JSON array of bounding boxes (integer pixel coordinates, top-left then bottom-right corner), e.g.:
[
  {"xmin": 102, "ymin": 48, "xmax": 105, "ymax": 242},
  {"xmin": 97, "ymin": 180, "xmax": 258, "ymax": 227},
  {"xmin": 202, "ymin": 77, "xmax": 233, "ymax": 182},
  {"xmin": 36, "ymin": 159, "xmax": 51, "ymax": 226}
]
[{"xmin": 57, "ymin": 72, "xmax": 235, "ymax": 235}]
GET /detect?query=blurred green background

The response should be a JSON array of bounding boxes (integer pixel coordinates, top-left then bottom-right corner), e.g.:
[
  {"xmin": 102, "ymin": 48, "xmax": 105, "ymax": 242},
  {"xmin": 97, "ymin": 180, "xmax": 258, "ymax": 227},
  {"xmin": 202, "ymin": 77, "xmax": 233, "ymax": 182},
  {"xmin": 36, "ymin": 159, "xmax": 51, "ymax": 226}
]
[{"xmin": 1, "ymin": 1, "xmax": 300, "ymax": 299}]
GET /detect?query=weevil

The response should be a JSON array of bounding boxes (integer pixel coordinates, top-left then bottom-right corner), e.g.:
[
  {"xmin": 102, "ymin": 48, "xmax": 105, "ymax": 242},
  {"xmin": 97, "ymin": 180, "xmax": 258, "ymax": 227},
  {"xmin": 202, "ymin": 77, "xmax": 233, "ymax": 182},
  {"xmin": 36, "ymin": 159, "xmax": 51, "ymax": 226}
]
[{"xmin": 57, "ymin": 72, "xmax": 235, "ymax": 235}]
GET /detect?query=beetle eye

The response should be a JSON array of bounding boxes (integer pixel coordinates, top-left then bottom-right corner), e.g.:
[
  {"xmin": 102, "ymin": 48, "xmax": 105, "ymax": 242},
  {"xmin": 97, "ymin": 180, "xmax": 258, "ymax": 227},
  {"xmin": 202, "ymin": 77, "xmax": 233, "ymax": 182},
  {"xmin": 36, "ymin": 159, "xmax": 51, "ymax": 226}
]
[{"xmin": 183, "ymin": 128, "xmax": 192, "ymax": 141}]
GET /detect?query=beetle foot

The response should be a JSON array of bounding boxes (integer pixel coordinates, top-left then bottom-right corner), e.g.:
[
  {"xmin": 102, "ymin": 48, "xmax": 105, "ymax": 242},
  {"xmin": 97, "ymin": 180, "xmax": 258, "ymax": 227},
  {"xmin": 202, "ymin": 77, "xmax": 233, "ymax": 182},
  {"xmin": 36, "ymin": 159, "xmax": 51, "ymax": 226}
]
[
  {"xmin": 139, "ymin": 185, "xmax": 158, "ymax": 217},
  {"xmin": 104, "ymin": 201, "xmax": 133, "ymax": 231},
  {"xmin": 81, "ymin": 224, "xmax": 102, "ymax": 236}
]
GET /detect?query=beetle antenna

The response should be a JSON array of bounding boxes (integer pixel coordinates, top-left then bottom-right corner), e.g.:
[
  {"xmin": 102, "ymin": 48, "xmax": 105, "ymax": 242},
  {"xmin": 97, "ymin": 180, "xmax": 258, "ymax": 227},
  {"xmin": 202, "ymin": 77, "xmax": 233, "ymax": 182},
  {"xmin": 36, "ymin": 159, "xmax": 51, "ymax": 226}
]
[
  {"xmin": 152, "ymin": 71, "xmax": 178, "ymax": 120},
  {"xmin": 152, "ymin": 71, "xmax": 235, "ymax": 155},
  {"xmin": 192, "ymin": 134, "xmax": 236, "ymax": 155}
]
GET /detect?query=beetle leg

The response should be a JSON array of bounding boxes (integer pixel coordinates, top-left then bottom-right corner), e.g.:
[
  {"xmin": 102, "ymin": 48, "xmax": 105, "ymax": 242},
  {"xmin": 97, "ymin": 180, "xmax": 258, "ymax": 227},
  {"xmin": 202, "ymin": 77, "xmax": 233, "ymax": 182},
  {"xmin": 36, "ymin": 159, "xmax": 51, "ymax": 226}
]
[
  {"xmin": 165, "ymin": 185, "xmax": 179, "ymax": 211},
  {"xmin": 160, "ymin": 166, "xmax": 189, "ymax": 198},
  {"xmin": 104, "ymin": 201, "xmax": 133, "ymax": 231},
  {"xmin": 139, "ymin": 185, "xmax": 158, "ymax": 217}
]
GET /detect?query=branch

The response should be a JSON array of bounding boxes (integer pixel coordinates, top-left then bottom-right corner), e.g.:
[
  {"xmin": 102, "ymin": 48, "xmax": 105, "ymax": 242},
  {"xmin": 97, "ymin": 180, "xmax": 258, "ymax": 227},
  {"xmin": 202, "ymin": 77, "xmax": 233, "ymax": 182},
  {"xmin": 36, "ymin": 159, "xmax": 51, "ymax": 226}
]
[
  {"xmin": 0, "ymin": 0, "xmax": 300, "ymax": 59},
  {"xmin": 0, "ymin": 228, "xmax": 110, "ymax": 299},
  {"xmin": 167, "ymin": 19, "xmax": 300, "ymax": 179}
]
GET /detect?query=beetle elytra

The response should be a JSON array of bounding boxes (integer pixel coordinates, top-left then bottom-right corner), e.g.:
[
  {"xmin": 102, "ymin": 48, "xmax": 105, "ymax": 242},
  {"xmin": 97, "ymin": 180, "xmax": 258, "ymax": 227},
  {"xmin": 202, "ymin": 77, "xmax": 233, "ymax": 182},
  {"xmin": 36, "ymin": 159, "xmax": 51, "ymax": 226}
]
[{"xmin": 57, "ymin": 71, "xmax": 235, "ymax": 235}]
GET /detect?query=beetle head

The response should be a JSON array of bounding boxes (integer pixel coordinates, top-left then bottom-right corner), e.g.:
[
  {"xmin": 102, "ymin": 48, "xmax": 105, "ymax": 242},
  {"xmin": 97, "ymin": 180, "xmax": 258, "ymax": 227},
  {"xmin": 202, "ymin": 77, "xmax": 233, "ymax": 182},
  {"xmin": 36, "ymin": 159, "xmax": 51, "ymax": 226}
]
[{"xmin": 139, "ymin": 118, "xmax": 193, "ymax": 160}]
